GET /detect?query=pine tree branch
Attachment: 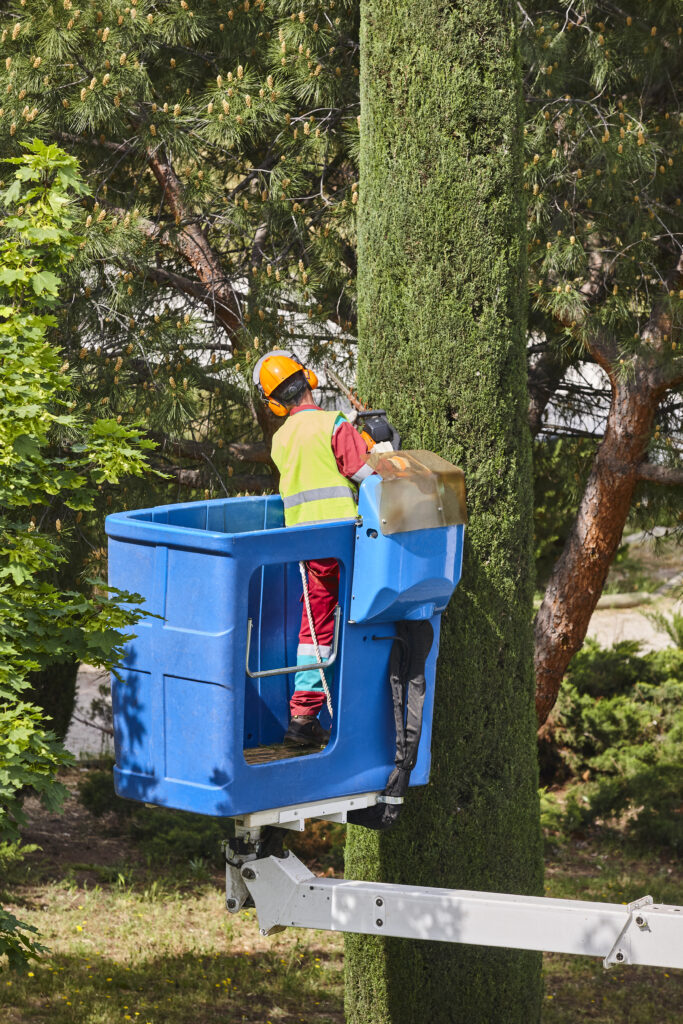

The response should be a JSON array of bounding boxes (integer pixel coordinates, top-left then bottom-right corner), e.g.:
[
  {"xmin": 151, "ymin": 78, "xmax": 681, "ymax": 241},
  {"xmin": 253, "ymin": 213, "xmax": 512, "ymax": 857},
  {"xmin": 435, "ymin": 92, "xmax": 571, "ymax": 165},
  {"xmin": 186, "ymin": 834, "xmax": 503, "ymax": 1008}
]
[
  {"xmin": 169, "ymin": 467, "xmax": 272, "ymax": 492},
  {"xmin": 251, "ymin": 222, "xmax": 269, "ymax": 266},
  {"xmin": 538, "ymin": 423, "xmax": 604, "ymax": 440},
  {"xmin": 145, "ymin": 146, "xmax": 243, "ymax": 340},
  {"xmin": 225, "ymin": 158, "xmax": 279, "ymax": 203},
  {"xmin": 55, "ymin": 132, "xmax": 135, "ymax": 157},
  {"xmin": 98, "ymin": 207, "xmax": 244, "ymax": 339},
  {"xmin": 635, "ymin": 463, "xmax": 683, "ymax": 486},
  {"xmin": 642, "ymin": 250, "xmax": 683, "ymax": 389},
  {"xmin": 160, "ymin": 436, "xmax": 271, "ymax": 465},
  {"xmin": 581, "ymin": 337, "xmax": 615, "ymax": 381},
  {"xmin": 573, "ymin": 247, "xmax": 683, "ymax": 390},
  {"xmin": 224, "ymin": 442, "xmax": 270, "ymax": 464},
  {"xmin": 527, "ymin": 344, "xmax": 573, "ymax": 437},
  {"xmin": 141, "ymin": 265, "xmax": 245, "ymax": 322}
]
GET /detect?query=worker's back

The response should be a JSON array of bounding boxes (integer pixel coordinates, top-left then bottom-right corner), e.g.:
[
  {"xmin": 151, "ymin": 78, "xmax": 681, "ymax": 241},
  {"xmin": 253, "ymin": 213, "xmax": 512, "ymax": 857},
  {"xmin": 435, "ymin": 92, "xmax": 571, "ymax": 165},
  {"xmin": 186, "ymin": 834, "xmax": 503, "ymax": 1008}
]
[{"xmin": 271, "ymin": 408, "xmax": 357, "ymax": 526}]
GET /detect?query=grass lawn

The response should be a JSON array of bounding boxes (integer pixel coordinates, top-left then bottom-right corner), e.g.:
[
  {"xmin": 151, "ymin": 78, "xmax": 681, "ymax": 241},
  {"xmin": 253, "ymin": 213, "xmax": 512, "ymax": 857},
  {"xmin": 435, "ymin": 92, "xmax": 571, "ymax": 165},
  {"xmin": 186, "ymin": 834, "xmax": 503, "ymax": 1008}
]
[
  {"xmin": 1, "ymin": 774, "xmax": 681, "ymax": 1023},
  {"xmin": 1, "ymin": 886, "xmax": 343, "ymax": 1024},
  {"xmin": 542, "ymin": 841, "xmax": 682, "ymax": 1023}
]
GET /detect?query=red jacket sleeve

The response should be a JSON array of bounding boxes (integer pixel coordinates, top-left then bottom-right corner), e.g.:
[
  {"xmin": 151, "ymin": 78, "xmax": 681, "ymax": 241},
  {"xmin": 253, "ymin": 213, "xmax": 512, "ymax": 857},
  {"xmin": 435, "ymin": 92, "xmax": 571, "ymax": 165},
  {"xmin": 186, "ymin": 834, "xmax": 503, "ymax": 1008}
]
[{"xmin": 331, "ymin": 418, "xmax": 373, "ymax": 483}]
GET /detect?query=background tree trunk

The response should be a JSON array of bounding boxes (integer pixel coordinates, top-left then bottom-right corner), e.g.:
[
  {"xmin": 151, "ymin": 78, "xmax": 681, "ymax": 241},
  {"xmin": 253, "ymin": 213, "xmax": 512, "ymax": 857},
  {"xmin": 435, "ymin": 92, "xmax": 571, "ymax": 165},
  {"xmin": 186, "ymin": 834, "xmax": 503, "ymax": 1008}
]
[
  {"xmin": 344, "ymin": 3, "xmax": 543, "ymax": 1023},
  {"xmin": 534, "ymin": 353, "xmax": 678, "ymax": 725}
]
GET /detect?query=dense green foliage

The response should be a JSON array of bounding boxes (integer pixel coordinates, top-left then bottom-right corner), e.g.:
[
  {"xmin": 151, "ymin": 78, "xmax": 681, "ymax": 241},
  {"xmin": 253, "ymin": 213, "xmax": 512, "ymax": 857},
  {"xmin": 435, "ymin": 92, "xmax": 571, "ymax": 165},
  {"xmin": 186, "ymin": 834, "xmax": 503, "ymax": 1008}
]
[
  {"xmin": 0, "ymin": 0, "xmax": 679, "ymax": 990},
  {"xmin": 0, "ymin": 0, "xmax": 679, "ymax": 533},
  {"xmin": 545, "ymin": 636, "xmax": 683, "ymax": 852},
  {"xmin": 521, "ymin": 1, "xmax": 682, "ymax": 528},
  {"xmin": 521, "ymin": 2, "xmax": 683, "ymax": 355},
  {"xmin": 344, "ymin": 3, "xmax": 542, "ymax": 1023},
  {"xmin": 0, "ymin": 141, "xmax": 153, "ymax": 967},
  {"xmin": 0, "ymin": 0, "xmax": 361, "ymax": 496}
]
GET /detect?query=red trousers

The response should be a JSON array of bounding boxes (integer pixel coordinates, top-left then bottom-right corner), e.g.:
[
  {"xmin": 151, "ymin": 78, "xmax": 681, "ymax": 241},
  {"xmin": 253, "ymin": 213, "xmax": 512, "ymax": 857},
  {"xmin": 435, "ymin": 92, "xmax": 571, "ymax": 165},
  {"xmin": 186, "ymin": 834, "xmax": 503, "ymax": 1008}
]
[{"xmin": 290, "ymin": 557, "xmax": 339, "ymax": 717}]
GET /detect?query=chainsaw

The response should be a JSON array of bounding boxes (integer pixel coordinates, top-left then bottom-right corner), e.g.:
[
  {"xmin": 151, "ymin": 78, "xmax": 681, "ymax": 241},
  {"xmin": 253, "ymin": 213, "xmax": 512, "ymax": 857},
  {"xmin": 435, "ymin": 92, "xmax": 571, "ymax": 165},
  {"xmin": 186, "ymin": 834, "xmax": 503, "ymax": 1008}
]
[{"xmin": 324, "ymin": 362, "xmax": 401, "ymax": 451}]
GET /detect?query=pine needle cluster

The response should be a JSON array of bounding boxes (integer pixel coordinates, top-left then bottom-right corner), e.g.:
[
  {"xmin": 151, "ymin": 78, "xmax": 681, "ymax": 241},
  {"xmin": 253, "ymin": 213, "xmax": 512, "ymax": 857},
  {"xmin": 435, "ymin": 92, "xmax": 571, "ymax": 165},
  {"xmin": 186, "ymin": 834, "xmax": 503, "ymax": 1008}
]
[
  {"xmin": 0, "ymin": 0, "xmax": 360, "ymax": 500},
  {"xmin": 1, "ymin": 2, "xmax": 680, "ymax": 510},
  {"xmin": 521, "ymin": 2, "xmax": 682, "ymax": 476}
]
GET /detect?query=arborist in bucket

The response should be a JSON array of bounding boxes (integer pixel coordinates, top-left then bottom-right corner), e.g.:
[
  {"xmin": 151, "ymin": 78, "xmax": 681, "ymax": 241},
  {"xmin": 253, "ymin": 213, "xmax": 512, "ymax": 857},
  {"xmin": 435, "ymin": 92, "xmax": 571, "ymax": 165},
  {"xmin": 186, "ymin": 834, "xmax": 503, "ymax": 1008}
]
[{"xmin": 253, "ymin": 351, "xmax": 374, "ymax": 748}]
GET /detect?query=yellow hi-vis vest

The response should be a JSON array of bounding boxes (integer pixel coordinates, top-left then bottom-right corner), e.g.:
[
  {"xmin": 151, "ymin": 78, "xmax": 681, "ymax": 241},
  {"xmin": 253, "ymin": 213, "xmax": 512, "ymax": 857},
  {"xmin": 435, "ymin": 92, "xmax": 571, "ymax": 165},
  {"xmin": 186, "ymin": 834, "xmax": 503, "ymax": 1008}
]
[{"xmin": 271, "ymin": 409, "xmax": 358, "ymax": 526}]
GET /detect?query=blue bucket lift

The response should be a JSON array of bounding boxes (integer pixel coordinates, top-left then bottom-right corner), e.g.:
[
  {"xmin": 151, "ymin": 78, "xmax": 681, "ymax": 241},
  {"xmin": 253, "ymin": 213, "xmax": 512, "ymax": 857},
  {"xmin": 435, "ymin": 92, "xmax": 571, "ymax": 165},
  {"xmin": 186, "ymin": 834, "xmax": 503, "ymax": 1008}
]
[
  {"xmin": 105, "ymin": 453, "xmax": 683, "ymax": 970},
  {"xmin": 106, "ymin": 450, "xmax": 467, "ymax": 819}
]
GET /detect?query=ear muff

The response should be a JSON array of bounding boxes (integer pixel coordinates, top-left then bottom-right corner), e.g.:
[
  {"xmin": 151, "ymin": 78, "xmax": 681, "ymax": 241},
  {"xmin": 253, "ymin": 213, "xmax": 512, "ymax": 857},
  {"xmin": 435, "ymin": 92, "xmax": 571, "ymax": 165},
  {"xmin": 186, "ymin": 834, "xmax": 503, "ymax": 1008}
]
[
  {"xmin": 303, "ymin": 367, "xmax": 318, "ymax": 390},
  {"xmin": 267, "ymin": 396, "xmax": 289, "ymax": 417}
]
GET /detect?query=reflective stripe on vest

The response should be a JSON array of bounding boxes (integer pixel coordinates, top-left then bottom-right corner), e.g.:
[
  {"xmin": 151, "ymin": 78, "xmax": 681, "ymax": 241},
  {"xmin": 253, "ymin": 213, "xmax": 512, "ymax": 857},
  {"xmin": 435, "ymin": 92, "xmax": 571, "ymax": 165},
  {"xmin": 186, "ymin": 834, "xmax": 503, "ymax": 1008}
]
[
  {"xmin": 282, "ymin": 485, "xmax": 355, "ymax": 510},
  {"xmin": 271, "ymin": 408, "xmax": 358, "ymax": 527}
]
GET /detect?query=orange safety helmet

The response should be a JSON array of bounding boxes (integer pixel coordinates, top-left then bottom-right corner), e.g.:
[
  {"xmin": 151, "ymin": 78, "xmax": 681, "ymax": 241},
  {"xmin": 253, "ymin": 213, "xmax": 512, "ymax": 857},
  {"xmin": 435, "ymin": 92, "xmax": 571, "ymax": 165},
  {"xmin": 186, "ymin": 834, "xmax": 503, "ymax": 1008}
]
[{"xmin": 252, "ymin": 350, "xmax": 318, "ymax": 416}]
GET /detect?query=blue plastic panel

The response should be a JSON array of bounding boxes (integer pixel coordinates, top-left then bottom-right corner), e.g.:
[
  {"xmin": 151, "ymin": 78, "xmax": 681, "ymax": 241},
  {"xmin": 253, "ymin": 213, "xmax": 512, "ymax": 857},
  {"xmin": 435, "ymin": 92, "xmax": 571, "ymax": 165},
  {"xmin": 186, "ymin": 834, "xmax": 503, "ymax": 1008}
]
[
  {"xmin": 106, "ymin": 486, "xmax": 463, "ymax": 819},
  {"xmin": 351, "ymin": 476, "xmax": 464, "ymax": 623}
]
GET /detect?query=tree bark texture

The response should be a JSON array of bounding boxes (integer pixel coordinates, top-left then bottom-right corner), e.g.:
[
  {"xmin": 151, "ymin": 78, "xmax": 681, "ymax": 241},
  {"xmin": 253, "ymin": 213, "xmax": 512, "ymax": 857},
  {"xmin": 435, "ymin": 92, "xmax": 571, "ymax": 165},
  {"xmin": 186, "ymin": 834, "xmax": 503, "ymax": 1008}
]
[
  {"xmin": 534, "ymin": 354, "xmax": 677, "ymax": 725},
  {"xmin": 344, "ymin": 4, "xmax": 543, "ymax": 1023}
]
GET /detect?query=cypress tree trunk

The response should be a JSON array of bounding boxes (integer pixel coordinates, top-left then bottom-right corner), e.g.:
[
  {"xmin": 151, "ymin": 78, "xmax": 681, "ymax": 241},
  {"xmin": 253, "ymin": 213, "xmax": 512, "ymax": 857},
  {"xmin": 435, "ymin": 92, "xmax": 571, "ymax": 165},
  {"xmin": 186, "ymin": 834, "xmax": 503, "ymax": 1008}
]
[{"xmin": 344, "ymin": 4, "xmax": 543, "ymax": 1023}]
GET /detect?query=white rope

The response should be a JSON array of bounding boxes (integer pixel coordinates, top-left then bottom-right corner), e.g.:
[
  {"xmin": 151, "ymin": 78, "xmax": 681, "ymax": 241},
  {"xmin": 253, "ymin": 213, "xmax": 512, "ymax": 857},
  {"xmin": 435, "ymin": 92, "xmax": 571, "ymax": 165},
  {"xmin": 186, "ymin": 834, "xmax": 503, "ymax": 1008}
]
[{"xmin": 299, "ymin": 561, "xmax": 333, "ymax": 718}]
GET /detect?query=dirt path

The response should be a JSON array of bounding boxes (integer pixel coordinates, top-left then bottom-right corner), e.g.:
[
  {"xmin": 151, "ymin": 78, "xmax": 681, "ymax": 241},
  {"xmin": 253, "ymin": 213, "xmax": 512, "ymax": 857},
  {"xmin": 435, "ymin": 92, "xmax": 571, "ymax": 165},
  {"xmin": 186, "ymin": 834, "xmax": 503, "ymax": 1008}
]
[
  {"xmin": 586, "ymin": 596, "xmax": 680, "ymax": 652},
  {"xmin": 64, "ymin": 665, "xmax": 113, "ymax": 760}
]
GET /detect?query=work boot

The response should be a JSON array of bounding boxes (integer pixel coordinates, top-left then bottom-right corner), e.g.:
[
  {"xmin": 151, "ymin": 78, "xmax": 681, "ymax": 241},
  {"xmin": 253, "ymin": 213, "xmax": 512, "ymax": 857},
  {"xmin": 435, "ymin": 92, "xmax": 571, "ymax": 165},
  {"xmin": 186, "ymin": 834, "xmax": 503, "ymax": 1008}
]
[{"xmin": 283, "ymin": 715, "xmax": 330, "ymax": 747}]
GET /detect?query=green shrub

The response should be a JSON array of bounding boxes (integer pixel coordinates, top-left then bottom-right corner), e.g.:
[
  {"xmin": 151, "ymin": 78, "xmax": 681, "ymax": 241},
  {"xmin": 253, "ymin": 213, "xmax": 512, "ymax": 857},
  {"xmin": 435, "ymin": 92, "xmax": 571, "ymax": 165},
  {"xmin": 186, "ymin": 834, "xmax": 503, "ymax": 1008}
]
[
  {"xmin": 79, "ymin": 770, "xmax": 229, "ymax": 868},
  {"xmin": 645, "ymin": 645, "xmax": 683, "ymax": 682},
  {"xmin": 555, "ymin": 683, "xmax": 655, "ymax": 771},
  {"xmin": 127, "ymin": 807, "xmax": 229, "ymax": 868},
  {"xmin": 77, "ymin": 770, "xmax": 130, "ymax": 819},
  {"xmin": 539, "ymin": 789, "xmax": 585, "ymax": 850},
  {"xmin": 564, "ymin": 638, "xmax": 653, "ymax": 698},
  {"xmin": 548, "ymin": 639, "xmax": 683, "ymax": 851}
]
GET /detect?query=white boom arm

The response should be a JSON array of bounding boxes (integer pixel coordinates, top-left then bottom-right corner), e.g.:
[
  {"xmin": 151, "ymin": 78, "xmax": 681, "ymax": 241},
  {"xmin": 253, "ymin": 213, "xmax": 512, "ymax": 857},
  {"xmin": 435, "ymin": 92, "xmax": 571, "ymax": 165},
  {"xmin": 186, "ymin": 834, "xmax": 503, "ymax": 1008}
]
[
  {"xmin": 225, "ymin": 796, "xmax": 683, "ymax": 971},
  {"xmin": 234, "ymin": 851, "xmax": 683, "ymax": 969}
]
